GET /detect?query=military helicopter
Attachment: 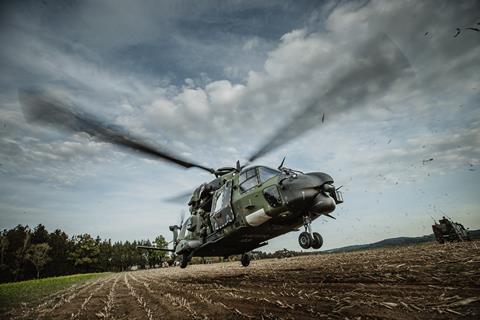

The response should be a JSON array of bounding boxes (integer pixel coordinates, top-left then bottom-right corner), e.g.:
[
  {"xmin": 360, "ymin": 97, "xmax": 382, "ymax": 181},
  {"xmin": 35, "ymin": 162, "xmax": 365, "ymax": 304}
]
[{"xmin": 20, "ymin": 89, "xmax": 343, "ymax": 268}]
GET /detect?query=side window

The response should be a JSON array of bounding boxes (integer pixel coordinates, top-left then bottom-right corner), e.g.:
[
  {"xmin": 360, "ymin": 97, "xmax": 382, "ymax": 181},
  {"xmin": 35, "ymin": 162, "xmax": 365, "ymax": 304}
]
[
  {"xmin": 187, "ymin": 216, "xmax": 197, "ymax": 232},
  {"xmin": 210, "ymin": 181, "xmax": 234, "ymax": 231},
  {"xmin": 263, "ymin": 186, "xmax": 282, "ymax": 208},
  {"xmin": 179, "ymin": 217, "xmax": 190, "ymax": 238},
  {"xmin": 239, "ymin": 168, "xmax": 258, "ymax": 192},
  {"xmin": 212, "ymin": 189, "xmax": 225, "ymax": 213},
  {"xmin": 258, "ymin": 167, "xmax": 279, "ymax": 183}
]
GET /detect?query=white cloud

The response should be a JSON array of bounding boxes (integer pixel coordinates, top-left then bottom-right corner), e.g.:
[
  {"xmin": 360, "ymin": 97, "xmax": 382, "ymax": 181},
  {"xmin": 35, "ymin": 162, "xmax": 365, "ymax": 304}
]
[
  {"xmin": 1, "ymin": 0, "xmax": 479, "ymax": 247},
  {"xmin": 242, "ymin": 36, "xmax": 261, "ymax": 51},
  {"xmin": 205, "ymin": 80, "xmax": 245, "ymax": 109},
  {"xmin": 175, "ymin": 88, "xmax": 209, "ymax": 117}
]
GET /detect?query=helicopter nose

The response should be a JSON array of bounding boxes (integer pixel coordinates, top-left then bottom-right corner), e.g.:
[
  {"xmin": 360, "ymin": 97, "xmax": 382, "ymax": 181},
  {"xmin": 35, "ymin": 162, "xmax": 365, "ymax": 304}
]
[
  {"xmin": 279, "ymin": 171, "xmax": 339, "ymax": 214},
  {"xmin": 310, "ymin": 189, "xmax": 336, "ymax": 214}
]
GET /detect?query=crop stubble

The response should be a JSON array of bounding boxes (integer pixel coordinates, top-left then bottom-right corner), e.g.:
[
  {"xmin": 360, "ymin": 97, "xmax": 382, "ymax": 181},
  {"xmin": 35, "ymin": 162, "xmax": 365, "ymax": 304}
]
[{"xmin": 6, "ymin": 241, "xmax": 480, "ymax": 319}]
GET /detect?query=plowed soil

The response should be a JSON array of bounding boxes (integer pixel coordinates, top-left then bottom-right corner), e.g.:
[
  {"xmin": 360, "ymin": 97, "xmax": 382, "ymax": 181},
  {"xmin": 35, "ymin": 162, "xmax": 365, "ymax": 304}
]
[{"xmin": 6, "ymin": 241, "xmax": 480, "ymax": 319}]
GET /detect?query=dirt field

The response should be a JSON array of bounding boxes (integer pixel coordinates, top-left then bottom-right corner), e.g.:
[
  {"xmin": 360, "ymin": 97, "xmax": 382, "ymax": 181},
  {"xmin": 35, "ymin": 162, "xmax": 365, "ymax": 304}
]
[{"xmin": 5, "ymin": 241, "xmax": 480, "ymax": 320}]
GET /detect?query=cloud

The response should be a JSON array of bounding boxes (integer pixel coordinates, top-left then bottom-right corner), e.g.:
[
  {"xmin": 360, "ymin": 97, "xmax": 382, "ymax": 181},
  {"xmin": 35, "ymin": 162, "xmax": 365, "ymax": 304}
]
[
  {"xmin": 0, "ymin": 0, "xmax": 479, "ymax": 247},
  {"xmin": 2, "ymin": 0, "xmax": 478, "ymax": 180}
]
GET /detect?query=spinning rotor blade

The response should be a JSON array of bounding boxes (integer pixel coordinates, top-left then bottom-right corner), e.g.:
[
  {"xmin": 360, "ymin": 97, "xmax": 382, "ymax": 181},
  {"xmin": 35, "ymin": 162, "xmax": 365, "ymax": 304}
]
[
  {"xmin": 19, "ymin": 89, "xmax": 215, "ymax": 174},
  {"xmin": 247, "ymin": 101, "xmax": 324, "ymax": 163},
  {"xmin": 247, "ymin": 33, "xmax": 415, "ymax": 162},
  {"xmin": 164, "ymin": 190, "xmax": 193, "ymax": 204}
]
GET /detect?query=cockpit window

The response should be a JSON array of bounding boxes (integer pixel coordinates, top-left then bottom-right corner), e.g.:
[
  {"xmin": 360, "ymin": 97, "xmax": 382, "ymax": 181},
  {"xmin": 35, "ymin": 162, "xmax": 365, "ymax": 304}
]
[
  {"xmin": 239, "ymin": 168, "xmax": 258, "ymax": 193},
  {"xmin": 258, "ymin": 167, "xmax": 279, "ymax": 183},
  {"xmin": 263, "ymin": 185, "xmax": 282, "ymax": 208},
  {"xmin": 179, "ymin": 217, "xmax": 190, "ymax": 238}
]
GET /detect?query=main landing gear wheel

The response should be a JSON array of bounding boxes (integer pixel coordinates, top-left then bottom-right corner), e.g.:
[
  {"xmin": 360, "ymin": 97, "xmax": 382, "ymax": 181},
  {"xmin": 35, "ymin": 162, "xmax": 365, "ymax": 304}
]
[
  {"xmin": 311, "ymin": 232, "xmax": 323, "ymax": 249},
  {"xmin": 180, "ymin": 254, "xmax": 189, "ymax": 269},
  {"xmin": 241, "ymin": 253, "xmax": 251, "ymax": 267},
  {"xmin": 298, "ymin": 232, "xmax": 312, "ymax": 249}
]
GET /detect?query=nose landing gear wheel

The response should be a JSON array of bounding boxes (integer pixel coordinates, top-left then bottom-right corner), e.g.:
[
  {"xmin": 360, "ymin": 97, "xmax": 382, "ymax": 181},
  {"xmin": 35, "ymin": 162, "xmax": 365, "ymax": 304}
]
[
  {"xmin": 298, "ymin": 232, "xmax": 313, "ymax": 249},
  {"xmin": 241, "ymin": 253, "xmax": 251, "ymax": 267},
  {"xmin": 311, "ymin": 232, "xmax": 323, "ymax": 249}
]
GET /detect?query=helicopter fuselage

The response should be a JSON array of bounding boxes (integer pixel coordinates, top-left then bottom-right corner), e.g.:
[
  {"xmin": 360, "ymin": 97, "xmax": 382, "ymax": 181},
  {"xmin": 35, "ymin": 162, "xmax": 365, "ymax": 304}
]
[{"xmin": 171, "ymin": 166, "xmax": 343, "ymax": 264}]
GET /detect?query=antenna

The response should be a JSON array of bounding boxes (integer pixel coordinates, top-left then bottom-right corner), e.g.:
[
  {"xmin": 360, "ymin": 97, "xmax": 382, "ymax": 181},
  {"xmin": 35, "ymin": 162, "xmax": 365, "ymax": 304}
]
[
  {"xmin": 278, "ymin": 156, "xmax": 286, "ymax": 170},
  {"xmin": 437, "ymin": 207, "xmax": 453, "ymax": 221}
]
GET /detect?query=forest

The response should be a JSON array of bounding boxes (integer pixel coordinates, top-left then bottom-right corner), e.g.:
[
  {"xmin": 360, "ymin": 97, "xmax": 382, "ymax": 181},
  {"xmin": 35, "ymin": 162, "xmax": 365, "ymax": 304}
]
[{"xmin": 0, "ymin": 224, "xmax": 168, "ymax": 283}]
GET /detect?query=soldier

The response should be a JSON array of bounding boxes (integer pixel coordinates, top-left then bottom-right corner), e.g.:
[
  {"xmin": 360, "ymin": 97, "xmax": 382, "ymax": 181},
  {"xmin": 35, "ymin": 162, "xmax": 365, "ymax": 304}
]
[{"xmin": 197, "ymin": 208, "xmax": 211, "ymax": 243}]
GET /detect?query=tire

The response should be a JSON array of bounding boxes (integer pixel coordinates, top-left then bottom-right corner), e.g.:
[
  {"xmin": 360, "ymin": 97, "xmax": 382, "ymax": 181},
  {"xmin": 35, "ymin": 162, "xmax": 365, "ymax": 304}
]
[
  {"xmin": 180, "ymin": 254, "xmax": 189, "ymax": 268},
  {"xmin": 298, "ymin": 232, "xmax": 312, "ymax": 249},
  {"xmin": 241, "ymin": 254, "xmax": 250, "ymax": 267},
  {"xmin": 311, "ymin": 232, "xmax": 323, "ymax": 249}
]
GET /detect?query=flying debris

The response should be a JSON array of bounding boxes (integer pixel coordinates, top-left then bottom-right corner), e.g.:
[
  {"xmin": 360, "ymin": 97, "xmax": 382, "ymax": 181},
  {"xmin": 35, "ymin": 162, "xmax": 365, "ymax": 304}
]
[
  {"xmin": 454, "ymin": 28, "xmax": 461, "ymax": 38},
  {"xmin": 321, "ymin": 113, "xmax": 325, "ymax": 123},
  {"xmin": 424, "ymin": 31, "xmax": 429, "ymax": 36},
  {"xmin": 422, "ymin": 158, "xmax": 434, "ymax": 165},
  {"xmin": 454, "ymin": 26, "xmax": 480, "ymax": 38}
]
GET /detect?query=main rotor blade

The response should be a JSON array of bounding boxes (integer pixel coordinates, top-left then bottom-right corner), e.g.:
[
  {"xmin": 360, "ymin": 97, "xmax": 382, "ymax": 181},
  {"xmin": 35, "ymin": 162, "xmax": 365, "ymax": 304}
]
[
  {"xmin": 247, "ymin": 33, "xmax": 415, "ymax": 162},
  {"xmin": 164, "ymin": 190, "xmax": 193, "ymax": 204},
  {"xmin": 19, "ymin": 89, "xmax": 215, "ymax": 174}
]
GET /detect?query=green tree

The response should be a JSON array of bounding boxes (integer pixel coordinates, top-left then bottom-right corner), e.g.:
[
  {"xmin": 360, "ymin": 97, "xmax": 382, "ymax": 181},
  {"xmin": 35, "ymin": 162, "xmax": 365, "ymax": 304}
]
[
  {"xmin": 31, "ymin": 224, "xmax": 49, "ymax": 244},
  {"xmin": 97, "ymin": 239, "xmax": 113, "ymax": 272},
  {"xmin": 13, "ymin": 227, "xmax": 31, "ymax": 281},
  {"xmin": 0, "ymin": 233, "xmax": 8, "ymax": 265},
  {"xmin": 26, "ymin": 243, "xmax": 51, "ymax": 278},
  {"xmin": 0, "ymin": 233, "xmax": 9, "ymax": 282},
  {"xmin": 46, "ymin": 229, "xmax": 73, "ymax": 276},
  {"xmin": 69, "ymin": 234, "xmax": 100, "ymax": 273},
  {"xmin": 131, "ymin": 241, "xmax": 146, "ymax": 269},
  {"xmin": 151, "ymin": 235, "xmax": 168, "ymax": 267}
]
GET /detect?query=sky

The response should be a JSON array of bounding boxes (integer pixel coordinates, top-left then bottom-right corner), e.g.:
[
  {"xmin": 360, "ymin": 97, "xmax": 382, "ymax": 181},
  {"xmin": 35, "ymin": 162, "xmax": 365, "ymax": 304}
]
[{"xmin": 0, "ymin": 0, "xmax": 479, "ymax": 252}]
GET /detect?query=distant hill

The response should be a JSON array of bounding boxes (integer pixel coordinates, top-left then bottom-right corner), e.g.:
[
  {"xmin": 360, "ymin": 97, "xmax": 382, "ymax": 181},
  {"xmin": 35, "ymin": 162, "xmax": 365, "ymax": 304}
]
[{"xmin": 326, "ymin": 229, "xmax": 480, "ymax": 253}]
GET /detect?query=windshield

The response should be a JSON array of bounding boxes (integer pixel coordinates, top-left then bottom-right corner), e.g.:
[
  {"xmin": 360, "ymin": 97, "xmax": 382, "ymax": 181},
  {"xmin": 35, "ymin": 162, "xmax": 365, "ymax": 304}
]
[
  {"xmin": 179, "ymin": 217, "xmax": 190, "ymax": 239},
  {"xmin": 258, "ymin": 167, "xmax": 280, "ymax": 183}
]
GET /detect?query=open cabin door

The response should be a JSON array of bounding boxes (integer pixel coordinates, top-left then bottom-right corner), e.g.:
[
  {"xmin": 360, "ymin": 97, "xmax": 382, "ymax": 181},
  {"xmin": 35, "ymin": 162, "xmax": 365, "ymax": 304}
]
[{"xmin": 210, "ymin": 180, "xmax": 234, "ymax": 232}]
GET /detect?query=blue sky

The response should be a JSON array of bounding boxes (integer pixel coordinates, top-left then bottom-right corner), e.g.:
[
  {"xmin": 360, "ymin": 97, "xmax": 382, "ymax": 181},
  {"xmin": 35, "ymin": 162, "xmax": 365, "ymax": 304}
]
[{"xmin": 0, "ymin": 0, "xmax": 479, "ymax": 251}]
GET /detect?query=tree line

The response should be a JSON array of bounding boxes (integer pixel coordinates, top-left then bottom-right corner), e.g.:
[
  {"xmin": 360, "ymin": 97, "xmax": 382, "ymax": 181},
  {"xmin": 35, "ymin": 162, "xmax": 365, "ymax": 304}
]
[{"xmin": 0, "ymin": 224, "xmax": 168, "ymax": 283}]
